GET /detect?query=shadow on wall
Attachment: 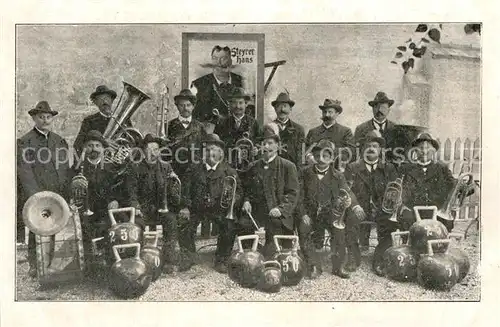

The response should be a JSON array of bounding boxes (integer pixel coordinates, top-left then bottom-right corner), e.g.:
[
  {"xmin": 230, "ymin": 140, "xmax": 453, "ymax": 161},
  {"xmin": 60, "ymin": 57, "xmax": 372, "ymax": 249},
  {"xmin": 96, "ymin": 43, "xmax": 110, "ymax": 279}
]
[{"xmin": 17, "ymin": 24, "xmax": 474, "ymax": 145}]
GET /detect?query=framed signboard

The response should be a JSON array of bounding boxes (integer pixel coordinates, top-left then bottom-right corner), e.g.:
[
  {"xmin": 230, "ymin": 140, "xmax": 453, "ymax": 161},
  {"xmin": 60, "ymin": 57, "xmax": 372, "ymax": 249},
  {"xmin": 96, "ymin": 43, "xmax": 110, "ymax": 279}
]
[{"xmin": 181, "ymin": 33, "xmax": 265, "ymax": 125}]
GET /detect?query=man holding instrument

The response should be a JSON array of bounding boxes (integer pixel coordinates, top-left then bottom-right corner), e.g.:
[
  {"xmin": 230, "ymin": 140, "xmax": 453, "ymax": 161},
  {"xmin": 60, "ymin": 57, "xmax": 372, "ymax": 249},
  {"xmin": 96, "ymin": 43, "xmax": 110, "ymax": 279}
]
[
  {"xmin": 180, "ymin": 133, "xmax": 242, "ymax": 273},
  {"xmin": 297, "ymin": 139, "xmax": 364, "ymax": 279},
  {"xmin": 126, "ymin": 134, "xmax": 181, "ymax": 274}
]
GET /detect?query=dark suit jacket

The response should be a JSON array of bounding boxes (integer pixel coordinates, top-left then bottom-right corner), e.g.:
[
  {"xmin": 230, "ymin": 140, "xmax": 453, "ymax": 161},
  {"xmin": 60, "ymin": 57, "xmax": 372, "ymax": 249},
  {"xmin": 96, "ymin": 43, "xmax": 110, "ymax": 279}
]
[
  {"xmin": 297, "ymin": 165, "xmax": 359, "ymax": 222},
  {"xmin": 17, "ymin": 129, "xmax": 71, "ymax": 205},
  {"xmin": 166, "ymin": 117, "xmax": 206, "ymax": 177},
  {"xmin": 191, "ymin": 72, "xmax": 243, "ymax": 122},
  {"xmin": 213, "ymin": 114, "xmax": 262, "ymax": 150},
  {"xmin": 305, "ymin": 123, "xmax": 355, "ymax": 165},
  {"xmin": 73, "ymin": 112, "xmax": 132, "ymax": 156},
  {"xmin": 243, "ymin": 156, "xmax": 299, "ymax": 230},
  {"xmin": 343, "ymin": 159, "xmax": 399, "ymax": 218},
  {"xmin": 354, "ymin": 119, "xmax": 396, "ymax": 146},
  {"xmin": 276, "ymin": 119, "xmax": 306, "ymax": 167},
  {"xmin": 182, "ymin": 161, "xmax": 242, "ymax": 217}
]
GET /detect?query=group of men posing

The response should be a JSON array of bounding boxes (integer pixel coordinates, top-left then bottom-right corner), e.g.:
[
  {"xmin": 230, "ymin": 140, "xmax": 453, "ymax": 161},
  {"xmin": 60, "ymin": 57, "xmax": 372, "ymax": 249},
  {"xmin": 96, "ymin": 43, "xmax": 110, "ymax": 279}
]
[{"xmin": 17, "ymin": 82, "xmax": 470, "ymax": 282}]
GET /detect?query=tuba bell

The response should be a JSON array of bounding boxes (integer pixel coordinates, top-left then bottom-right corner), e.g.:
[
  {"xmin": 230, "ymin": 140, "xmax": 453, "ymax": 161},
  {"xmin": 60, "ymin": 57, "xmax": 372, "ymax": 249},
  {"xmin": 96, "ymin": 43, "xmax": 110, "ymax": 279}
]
[
  {"xmin": 382, "ymin": 176, "xmax": 404, "ymax": 223},
  {"xmin": 103, "ymin": 82, "xmax": 150, "ymax": 165},
  {"xmin": 437, "ymin": 163, "xmax": 474, "ymax": 222},
  {"xmin": 332, "ymin": 189, "xmax": 352, "ymax": 230},
  {"xmin": 220, "ymin": 175, "xmax": 237, "ymax": 220},
  {"xmin": 22, "ymin": 191, "xmax": 71, "ymax": 236}
]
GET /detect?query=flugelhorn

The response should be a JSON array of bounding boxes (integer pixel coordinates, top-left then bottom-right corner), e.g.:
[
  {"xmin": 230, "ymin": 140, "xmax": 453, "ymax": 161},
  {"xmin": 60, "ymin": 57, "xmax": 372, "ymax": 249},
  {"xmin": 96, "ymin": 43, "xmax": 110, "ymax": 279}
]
[
  {"xmin": 382, "ymin": 176, "xmax": 404, "ymax": 223},
  {"xmin": 70, "ymin": 149, "xmax": 93, "ymax": 216},
  {"xmin": 437, "ymin": 162, "xmax": 474, "ymax": 221},
  {"xmin": 158, "ymin": 172, "xmax": 182, "ymax": 214},
  {"xmin": 220, "ymin": 175, "xmax": 237, "ymax": 220},
  {"xmin": 332, "ymin": 189, "xmax": 352, "ymax": 230}
]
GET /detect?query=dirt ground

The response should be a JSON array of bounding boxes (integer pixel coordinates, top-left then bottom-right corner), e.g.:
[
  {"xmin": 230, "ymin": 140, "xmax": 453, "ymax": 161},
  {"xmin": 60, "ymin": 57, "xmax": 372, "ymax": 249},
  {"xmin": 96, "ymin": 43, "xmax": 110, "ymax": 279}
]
[{"xmin": 15, "ymin": 220, "xmax": 480, "ymax": 301}]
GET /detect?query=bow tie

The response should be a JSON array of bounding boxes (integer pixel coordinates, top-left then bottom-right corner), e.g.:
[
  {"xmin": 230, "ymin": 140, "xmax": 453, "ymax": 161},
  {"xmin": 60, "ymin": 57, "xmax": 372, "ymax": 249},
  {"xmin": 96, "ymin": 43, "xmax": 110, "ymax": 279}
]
[
  {"xmin": 207, "ymin": 168, "xmax": 217, "ymax": 172},
  {"xmin": 180, "ymin": 120, "xmax": 190, "ymax": 125},
  {"xmin": 315, "ymin": 169, "xmax": 328, "ymax": 176}
]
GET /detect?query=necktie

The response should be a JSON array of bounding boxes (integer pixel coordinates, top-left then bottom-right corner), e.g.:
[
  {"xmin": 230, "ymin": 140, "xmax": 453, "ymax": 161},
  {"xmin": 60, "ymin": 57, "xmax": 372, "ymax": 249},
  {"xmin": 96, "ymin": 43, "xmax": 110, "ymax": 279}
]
[
  {"xmin": 235, "ymin": 119, "xmax": 241, "ymax": 129},
  {"xmin": 375, "ymin": 121, "xmax": 385, "ymax": 133}
]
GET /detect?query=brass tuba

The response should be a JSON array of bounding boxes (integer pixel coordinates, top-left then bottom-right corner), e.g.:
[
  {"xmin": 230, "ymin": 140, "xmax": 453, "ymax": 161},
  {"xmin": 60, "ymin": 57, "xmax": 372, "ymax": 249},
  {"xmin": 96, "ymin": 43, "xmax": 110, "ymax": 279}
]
[
  {"xmin": 103, "ymin": 82, "xmax": 150, "ymax": 165},
  {"xmin": 382, "ymin": 176, "xmax": 404, "ymax": 222},
  {"xmin": 220, "ymin": 175, "xmax": 237, "ymax": 220},
  {"xmin": 437, "ymin": 164, "xmax": 474, "ymax": 222},
  {"xmin": 332, "ymin": 189, "xmax": 352, "ymax": 230}
]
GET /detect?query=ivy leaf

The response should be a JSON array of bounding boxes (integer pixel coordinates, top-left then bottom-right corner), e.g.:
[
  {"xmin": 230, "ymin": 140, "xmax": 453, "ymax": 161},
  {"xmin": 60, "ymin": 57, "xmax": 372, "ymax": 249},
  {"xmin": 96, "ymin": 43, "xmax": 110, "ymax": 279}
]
[
  {"xmin": 428, "ymin": 28, "xmax": 441, "ymax": 43},
  {"xmin": 390, "ymin": 61, "xmax": 398, "ymax": 64},
  {"xmin": 397, "ymin": 46, "xmax": 407, "ymax": 52},
  {"xmin": 416, "ymin": 24, "xmax": 428, "ymax": 32},
  {"xmin": 408, "ymin": 58, "xmax": 415, "ymax": 68},
  {"xmin": 413, "ymin": 46, "xmax": 427, "ymax": 58},
  {"xmin": 421, "ymin": 38, "xmax": 430, "ymax": 43},
  {"xmin": 409, "ymin": 42, "xmax": 416, "ymax": 50},
  {"xmin": 402, "ymin": 61, "xmax": 410, "ymax": 74},
  {"xmin": 395, "ymin": 52, "xmax": 403, "ymax": 58}
]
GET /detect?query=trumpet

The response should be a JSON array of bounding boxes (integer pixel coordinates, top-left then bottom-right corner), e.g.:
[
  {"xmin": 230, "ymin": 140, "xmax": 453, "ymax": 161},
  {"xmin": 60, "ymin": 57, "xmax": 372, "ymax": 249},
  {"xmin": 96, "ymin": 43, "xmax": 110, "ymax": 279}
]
[
  {"xmin": 437, "ymin": 164, "xmax": 474, "ymax": 221},
  {"xmin": 220, "ymin": 175, "xmax": 237, "ymax": 220},
  {"xmin": 70, "ymin": 149, "xmax": 93, "ymax": 217},
  {"xmin": 382, "ymin": 176, "xmax": 404, "ymax": 223},
  {"xmin": 332, "ymin": 189, "xmax": 352, "ymax": 230}
]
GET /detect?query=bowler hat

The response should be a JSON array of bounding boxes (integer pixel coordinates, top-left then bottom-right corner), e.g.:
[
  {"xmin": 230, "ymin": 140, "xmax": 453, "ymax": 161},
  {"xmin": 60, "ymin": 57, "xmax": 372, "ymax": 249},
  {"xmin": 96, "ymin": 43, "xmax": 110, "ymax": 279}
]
[
  {"xmin": 411, "ymin": 132, "xmax": 439, "ymax": 151},
  {"xmin": 271, "ymin": 92, "xmax": 295, "ymax": 107},
  {"xmin": 203, "ymin": 133, "xmax": 225, "ymax": 149},
  {"xmin": 141, "ymin": 133, "xmax": 165, "ymax": 148},
  {"xmin": 84, "ymin": 130, "xmax": 108, "ymax": 147},
  {"xmin": 227, "ymin": 87, "xmax": 251, "ymax": 101},
  {"xmin": 90, "ymin": 85, "xmax": 117, "ymax": 101},
  {"xmin": 362, "ymin": 130, "xmax": 386, "ymax": 147},
  {"xmin": 259, "ymin": 122, "xmax": 281, "ymax": 142},
  {"xmin": 200, "ymin": 45, "xmax": 236, "ymax": 69},
  {"xmin": 174, "ymin": 89, "xmax": 197, "ymax": 105},
  {"xmin": 368, "ymin": 92, "xmax": 394, "ymax": 108},
  {"xmin": 312, "ymin": 139, "xmax": 335, "ymax": 154},
  {"xmin": 28, "ymin": 101, "xmax": 59, "ymax": 116},
  {"xmin": 319, "ymin": 99, "xmax": 343, "ymax": 113}
]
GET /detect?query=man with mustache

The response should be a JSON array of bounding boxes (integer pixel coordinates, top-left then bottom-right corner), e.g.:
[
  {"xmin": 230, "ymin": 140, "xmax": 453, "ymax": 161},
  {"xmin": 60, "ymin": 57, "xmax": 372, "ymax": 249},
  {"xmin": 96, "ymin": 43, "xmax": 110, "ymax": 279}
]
[
  {"xmin": 242, "ymin": 123, "xmax": 299, "ymax": 258},
  {"xmin": 344, "ymin": 130, "xmax": 399, "ymax": 274},
  {"xmin": 214, "ymin": 87, "xmax": 261, "ymax": 171},
  {"xmin": 17, "ymin": 101, "xmax": 71, "ymax": 277},
  {"xmin": 180, "ymin": 134, "xmax": 242, "ymax": 273},
  {"xmin": 73, "ymin": 85, "xmax": 133, "ymax": 156},
  {"xmin": 271, "ymin": 92, "xmax": 306, "ymax": 167}
]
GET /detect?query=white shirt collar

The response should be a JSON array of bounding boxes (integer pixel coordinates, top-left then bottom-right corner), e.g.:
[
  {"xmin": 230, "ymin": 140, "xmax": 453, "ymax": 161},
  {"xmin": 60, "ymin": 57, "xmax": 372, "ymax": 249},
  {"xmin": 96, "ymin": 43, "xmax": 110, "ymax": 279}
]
[
  {"xmin": 87, "ymin": 157, "xmax": 102, "ymax": 166},
  {"xmin": 418, "ymin": 160, "xmax": 432, "ymax": 167},
  {"xmin": 233, "ymin": 114, "xmax": 244, "ymax": 122},
  {"xmin": 213, "ymin": 73, "xmax": 232, "ymax": 85},
  {"xmin": 322, "ymin": 122, "xmax": 336, "ymax": 129},
  {"xmin": 314, "ymin": 165, "xmax": 330, "ymax": 173},
  {"xmin": 373, "ymin": 118, "xmax": 387, "ymax": 125},
  {"xmin": 179, "ymin": 115, "xmax": 192, "ymax": 123},
  {"xmin": 205, "ymin": 161, "xmax": 220, "ymax": 171},
  {"xmin": 34, "ymin": 126, "xmax": 49, "ymax": 138},
  {"xmin": 265, "ymin": 154, "xmax": 278, "ymax": 164},
  {"xmin": 364, "ymin": 159, "xmax": 379, "ymax": 165},
  {"xmin": 276, "ymin": 118, "xmax": 290, "ymax": 125}
]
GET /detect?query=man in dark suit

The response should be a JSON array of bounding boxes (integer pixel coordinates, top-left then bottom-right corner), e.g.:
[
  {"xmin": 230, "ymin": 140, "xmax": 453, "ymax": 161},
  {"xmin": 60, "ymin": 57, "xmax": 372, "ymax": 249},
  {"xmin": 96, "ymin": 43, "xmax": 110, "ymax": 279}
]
[
  {"xmin": 399, "ymin": 133, "xmax": 474, "ymax": 233},
  {"xmin": 180, "ymin": 134, "xmax": 242, "ymax": 273},
  {"xmin": 297, "ymin": 139, "xmax": 365, "ymax": 279},
  {"xmin": 354, "ymin": 92, "xmax": 396, "ymax": 149},
  {"xmin": 344, "ymin": 130, "xmax": 400, "ymax": 274},
  {"xmin": 191, "ymin": 46, "xmax": 244, "ymax": 123},
  {"xmin": 305, "ymin": 99, "xmax": 355, "ymax": 169},
  {"xmin": 17, "ymin": 101, "xmax": 71, "ymax": 277},
  {"xmin": 73, "ymin": 85, "xmax": 132, "ymax": 156},
  {"xmin": 126, "ymin": 134, "xmax": 181, "ymax": 274},
  {"xmin": 214, "ymin": 87, "xmax": 261, "ymax": 171},
  {"xmin": 271, "ymin": 92, "xmax": 306, "ymax": 167},
  {"xmin": 242, "ymin": 124, "xmax": 299, "ymax": 258}
]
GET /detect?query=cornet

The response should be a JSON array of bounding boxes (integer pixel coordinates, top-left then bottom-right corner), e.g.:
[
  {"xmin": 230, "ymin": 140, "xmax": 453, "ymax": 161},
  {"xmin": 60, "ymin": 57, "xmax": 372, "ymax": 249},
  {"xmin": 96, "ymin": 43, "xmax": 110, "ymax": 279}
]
[
  {"xmin": 381, "ymin": 176, "xmax": 404, "ymax": 223},
  {"xmin": 437, "ymin": 164, "xmax": 474, "ymax": 221},
  {"xmin": 70, "ymin": 149, "xmax": 93, "ymax": 217},
  {"xmin": 332, "ymin": 189, "xmax": 352, "ymax": 230},
  {"xmin": 220, "ymin": 175, "xmax": 237, "ymax": 220}
]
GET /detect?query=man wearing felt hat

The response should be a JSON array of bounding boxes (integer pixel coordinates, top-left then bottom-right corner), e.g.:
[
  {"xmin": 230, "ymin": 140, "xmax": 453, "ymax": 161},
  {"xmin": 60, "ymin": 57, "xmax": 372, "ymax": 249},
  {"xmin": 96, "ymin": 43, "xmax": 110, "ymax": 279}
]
[
  {"xmin": 73, "ymin": 85, "xmax": 133, "ymax": 156},
  {"xmin": 271, "ymin": 92, "xmax": 306, "ymax": 167},
  {"xmin": 190, "ymin": 46, "xmax": 244, "ymax": 123},
  {"xmin": 241, "ymin": 124, "xmax": 299, "ymax": 258},
  {"xmin": 344, "ymin": 130, "xmax": 400, "ymax": 274},
  {"xmin": 354, "ymin": 91, "xmax": 397, "ymax": 150},
  {"xmin": 305, "ymin": 98, "xmax": 355, "ymax": 169},
  {"xmin": 180, "ymin": 133, "xmax": 243, "ymax": 273},
  {"xmin": 17, "ymin": 101, "xmax": 71, "ymax": 277},
  {"xmin": 398, "ymin": 133, "xmax": 475, "ymax": 233},
  {"xmin": 297, "ymin": 139, "xmax": 363, "ymax": 279}
]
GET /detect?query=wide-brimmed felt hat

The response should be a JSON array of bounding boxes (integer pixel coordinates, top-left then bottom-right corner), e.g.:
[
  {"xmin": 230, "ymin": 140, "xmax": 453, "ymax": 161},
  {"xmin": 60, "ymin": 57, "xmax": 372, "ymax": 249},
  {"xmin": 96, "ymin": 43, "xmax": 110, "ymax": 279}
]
[
  {"xmin": 28, "ymin": 101, "xmax": 59, "ymax": 116},
  {"xmin": 203, "ymin": 133, "xmax": 225, "ymax": 149},
  {"xmin": 368, "ymin": 92, "xmax": 394, "ymax": 108},
  {"xmin": 84, "ymin": 130, "xmax": 108, "ymax": 147},
  {"xmin": 90, "ymin": 85, "xmax": 117, "ymax": 101},
  {"xmin": 200, "ymin": 45, "xmax": 236, "ymax": 69},
  {"xmin": 227, "ymin": 87, "xmax": 251, "ymax": 101},
  {"xmin": 271, "ymin": 92, "xmax": 295, "ymax": 107},
  {"xmin": 362, "ymin": 130, "xmax": 386, "ymax": 147},
  {"xmin": 141, "ymin": 133, "xmax": 165, "ymax": 148},
  {"xmin": 319, "ymin": 99, "xmax": 343, "ymax": 113},
  {"xmin": 312, "ymin": 139, "xmax": 335, "ymax": 154},
  {"xmin": 411, "ymin": 132, "xmax": 439, "ymax": 151},
  {"xmin": 174, "ymin": 89, "xmax": 197, "ymax": 105},
  {"xmin": 258, "ymin": 122, "xmax": 281, "ymax": 142}
]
